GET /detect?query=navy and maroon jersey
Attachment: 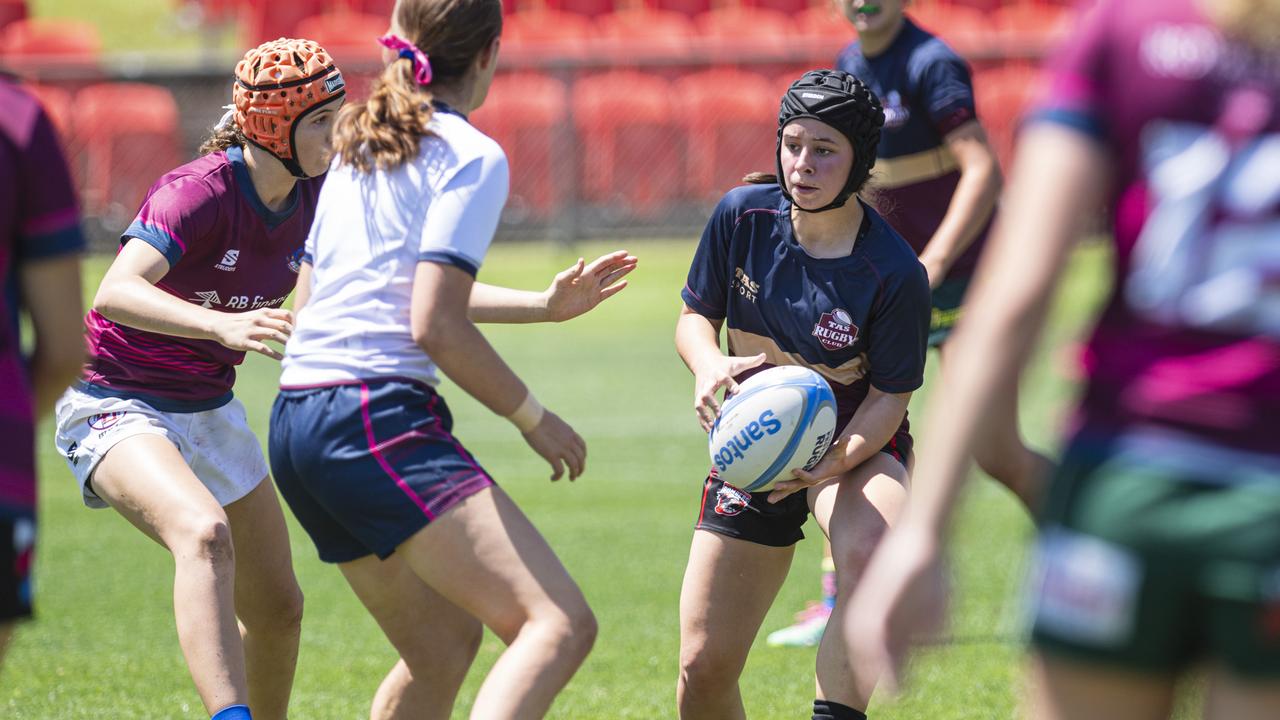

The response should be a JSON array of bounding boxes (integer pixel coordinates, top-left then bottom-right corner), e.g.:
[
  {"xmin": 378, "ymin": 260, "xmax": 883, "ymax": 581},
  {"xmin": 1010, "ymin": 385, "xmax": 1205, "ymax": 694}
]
[
  {"xmin": 0, "ymin": 78, "xmax": 85, "ymax": 510},
  {"xmin": 82, "ymin": 145, "xmax": 323, "ymax": 411},
  {"xmin": 837, "ymin": 17, "xmax": 990, "ymax": 279},
  {"xmin": 1030, "ymin": 0, "xmax": 1280, "ymax": 455},
  {"xmin": 682, "ymin": 184, "xmax": 930, "ymax": 429}
]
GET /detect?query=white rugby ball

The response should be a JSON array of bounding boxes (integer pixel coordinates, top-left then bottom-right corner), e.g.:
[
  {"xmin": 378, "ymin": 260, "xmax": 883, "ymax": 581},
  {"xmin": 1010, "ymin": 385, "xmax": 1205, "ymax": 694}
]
[{"xmin": 708, "ymin": 365, "xmax": 838, "ymax": 493}]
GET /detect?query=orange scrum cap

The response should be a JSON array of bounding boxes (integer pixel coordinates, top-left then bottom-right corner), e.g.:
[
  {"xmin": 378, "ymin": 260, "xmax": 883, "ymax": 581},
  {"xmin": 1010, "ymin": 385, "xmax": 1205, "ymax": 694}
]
[{"xmin": 233, "ymin": 38, "xmax": 346, "ymax": 178}]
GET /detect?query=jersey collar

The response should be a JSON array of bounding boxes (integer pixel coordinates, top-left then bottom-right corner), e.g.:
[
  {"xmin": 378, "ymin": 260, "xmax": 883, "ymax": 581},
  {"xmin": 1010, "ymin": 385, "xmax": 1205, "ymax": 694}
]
[{"xmin": 228, "ymin": 144, "xmax": 301, "ymax": 230}]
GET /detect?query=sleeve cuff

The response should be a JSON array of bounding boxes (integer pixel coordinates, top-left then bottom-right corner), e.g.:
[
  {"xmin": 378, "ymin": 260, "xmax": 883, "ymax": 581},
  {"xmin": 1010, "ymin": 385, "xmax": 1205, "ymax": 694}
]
[
  {"xmin": 123, "ymin": 220, "xmax": 184, "ymax": 267},
  {"xmin": 681, "ymin": 286, "xmax": 725, "ymax": 320},
  {"xmin": 869, "ymin": 377, "xmax": 923, "ymax": 395},
  {"xmin": 419, "ymin": 250, "xmax": 479, "ymax": 278}
]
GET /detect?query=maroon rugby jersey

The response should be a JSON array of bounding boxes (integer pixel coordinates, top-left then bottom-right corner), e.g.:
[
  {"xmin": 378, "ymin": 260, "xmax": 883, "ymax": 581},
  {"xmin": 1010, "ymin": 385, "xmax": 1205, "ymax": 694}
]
[
  {"xmin": 1030, "ymin": 0, "xmax": 1280, "ymax": 454},
  {"xmin": 82, "ymin": 145, "xmax": 322, "ymax": 410}
]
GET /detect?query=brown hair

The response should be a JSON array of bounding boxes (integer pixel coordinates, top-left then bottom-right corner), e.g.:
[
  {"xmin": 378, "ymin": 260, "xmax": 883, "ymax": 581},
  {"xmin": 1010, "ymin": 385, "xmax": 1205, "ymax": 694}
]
[
  {"xmin": 198, "ymin": 122, "xmax": 246, "ymax": 156},
  {"xmin": 332, "ymin": 0, "xmax": 503, "ymax": 173}
]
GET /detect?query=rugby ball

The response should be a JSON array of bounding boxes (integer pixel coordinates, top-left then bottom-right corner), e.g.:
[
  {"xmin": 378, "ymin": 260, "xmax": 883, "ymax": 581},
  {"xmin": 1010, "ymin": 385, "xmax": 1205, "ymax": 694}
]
[{"xmin": 708, "ymin": 366, "xmax": 838, "ymax": 493}]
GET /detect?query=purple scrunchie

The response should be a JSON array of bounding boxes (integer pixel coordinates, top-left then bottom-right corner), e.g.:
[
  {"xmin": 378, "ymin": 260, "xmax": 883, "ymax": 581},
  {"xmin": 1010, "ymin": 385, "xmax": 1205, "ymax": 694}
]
[{"xmin": 377, "ymin": 34, "xmax": 433, "ymax": 86}]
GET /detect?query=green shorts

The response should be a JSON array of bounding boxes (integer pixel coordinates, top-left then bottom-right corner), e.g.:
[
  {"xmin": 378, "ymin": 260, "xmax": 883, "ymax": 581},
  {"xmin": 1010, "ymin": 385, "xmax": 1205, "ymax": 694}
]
[
  {"xmin": 928, "ymin": 276, "xmax": 969, "ymax": 348},
  {"xmin": 1029, "ymin": 427, "xmax": 1280, "ymax": 677}
]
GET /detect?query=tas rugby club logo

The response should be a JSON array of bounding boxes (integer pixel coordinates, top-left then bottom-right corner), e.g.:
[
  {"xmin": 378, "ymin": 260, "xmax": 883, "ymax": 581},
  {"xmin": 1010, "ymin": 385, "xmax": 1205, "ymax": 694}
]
[
  {"xmin": 215, "ymin": 249, "xmax": 240, "ymax": 272},
  {"xmin": 812, "ymin": 308, "xmax": 858, "ymax": 351},
  {"xmin": 714, "ymin": 483, "xmax": 752, "ymax": 517}
]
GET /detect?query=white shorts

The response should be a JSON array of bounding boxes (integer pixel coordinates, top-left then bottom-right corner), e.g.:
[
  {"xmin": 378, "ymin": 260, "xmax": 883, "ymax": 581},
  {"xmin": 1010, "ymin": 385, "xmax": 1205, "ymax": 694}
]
[{"xmin": 54, "ymin": 387, "xmax": 268, "ymax": 509}]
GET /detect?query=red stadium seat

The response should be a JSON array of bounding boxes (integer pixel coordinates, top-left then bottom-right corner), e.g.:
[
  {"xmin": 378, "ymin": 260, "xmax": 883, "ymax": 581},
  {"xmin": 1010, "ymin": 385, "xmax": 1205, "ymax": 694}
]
[
  {"xmin": 739, "ymin": 0, "xmax": 808, "ymax": 14},
  {"xmin": 471, "ymin": 72, "xmax": 570, "ymax": 220},
  {"xmin": 0, "ymin": 0, "xmax": 27, "ymax": 33},
  {"xmin": 972, "ymin": 62, "xmax": 1040, "ymax": 172},
  {"xmin": 72, "ymin": 83, "xmax": 182, "ymax": 222},
  {"xmin": 644, "ymin": 0, "xmax": 710, "ymax": 17},
  {"xmin": 693, "ymin": 7, "xmax": 797, "ymax": 66},
  {"xmin": 591, "ymin": 8, "xmax": 695, "ymax": 65},
  {"xmin": 0, "ymin": 18, "xmax": 101, "ymax": 69},
  {"xmin": 794, "ymin": 4, "xmax": 855, "ymax": 56},
  {"xmin": 25, "ymin": 83, "xmax": 72, "ymax": 139},
  {"xmin": 545, "ymin": 0, "xmax": 614, "ymax": 17},
  {"xmin": 572, "ymin": 71, "xmax": 683, "ymax": 216},
  {"xmin": 502, "ymin": 9, "xmax": 594, "ymax": 60},
  {"xmin": 293, "ymin": 10, "xmax": 387, "ymax": 77},
  {"xmin": 905, "ymin": 3, "xmax": 988, "ymax": 56},
  {"xmin": 992, "ymin": 2, "xmax": 1073, "ymax": 55},
  {"xmin": 675, "ymin": 69, "xmax": 778, "ymax": 200},
  {"xmin": 243, "ymin": 0, "xmax": 327, "ymax": 45}
]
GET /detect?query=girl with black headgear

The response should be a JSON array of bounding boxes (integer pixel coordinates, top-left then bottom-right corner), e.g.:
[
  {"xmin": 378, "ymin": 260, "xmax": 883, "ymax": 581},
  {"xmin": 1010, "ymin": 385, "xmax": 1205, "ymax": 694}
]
[{"xmin": 674, "ymin": 69, "xmax": 931, "ymax": 720}]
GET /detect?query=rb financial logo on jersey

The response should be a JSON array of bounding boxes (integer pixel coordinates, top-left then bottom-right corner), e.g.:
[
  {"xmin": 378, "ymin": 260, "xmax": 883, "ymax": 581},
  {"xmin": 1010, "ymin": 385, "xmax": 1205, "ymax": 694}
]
[{"xmin": 812, "ymin": 308, "xmax": 858, "ymax": 351}]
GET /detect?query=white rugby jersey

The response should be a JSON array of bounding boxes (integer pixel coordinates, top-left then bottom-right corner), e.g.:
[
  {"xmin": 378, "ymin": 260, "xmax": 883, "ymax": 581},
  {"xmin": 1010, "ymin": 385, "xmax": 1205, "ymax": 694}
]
[{"xmin": 279, "ymin": 107, "xmax": 509, "ymax": 388}]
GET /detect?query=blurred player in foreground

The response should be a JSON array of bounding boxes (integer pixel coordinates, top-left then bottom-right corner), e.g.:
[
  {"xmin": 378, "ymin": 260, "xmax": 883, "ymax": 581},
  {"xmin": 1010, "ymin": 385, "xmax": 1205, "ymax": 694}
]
[
  {"xmin": 267, "ymin": 0, "xmax": 634, "ymax": 717},
  {"xmin": 0, "ymin": 77, "xmax": 85, "ymax": 670},
  {"xmin": 851, "ymin": 1, "xmax": 1280, "ymax": 718}
]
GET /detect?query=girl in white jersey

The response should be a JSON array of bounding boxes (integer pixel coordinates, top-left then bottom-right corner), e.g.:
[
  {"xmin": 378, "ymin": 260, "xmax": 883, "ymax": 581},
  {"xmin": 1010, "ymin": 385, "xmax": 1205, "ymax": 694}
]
[{"xmin": 268, "ymin": 1, "xmax": 633, "ymax": 717}]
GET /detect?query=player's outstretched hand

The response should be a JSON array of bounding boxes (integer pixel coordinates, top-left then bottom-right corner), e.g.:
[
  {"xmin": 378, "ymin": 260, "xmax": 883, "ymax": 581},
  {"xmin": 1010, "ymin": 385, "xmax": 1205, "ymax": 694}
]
[
  {"xmin": 211, "ymin": 307, "xmax": 293, "ymax": 360},
  {"xmin": 522, "ymin": 410, "xmax": 587, "ymax": 481},
  {"xmin": 692, "ymin": 353, "xmax": 767, "ymax": 433},
  {"xmin": 544, "ymin": 251, "xmax": 638, "ymax": 322},
  {"xmin": 847, "ymin": 521, "xmax": 949, "ymax": 695}
]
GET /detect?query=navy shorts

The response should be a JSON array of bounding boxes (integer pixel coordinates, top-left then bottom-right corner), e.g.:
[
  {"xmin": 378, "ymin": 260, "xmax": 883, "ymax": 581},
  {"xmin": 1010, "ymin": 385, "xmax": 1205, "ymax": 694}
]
[
  {"xmin": 696, "ymin": 429, "xmax": 911, "ymax": 548},
  {"xmin": 0, "ymin": 512, "xmax": 35, "ymax": 621},
  {"xmin": 269, "ymin": 378, "xmax": 495, "ymax": 564}
]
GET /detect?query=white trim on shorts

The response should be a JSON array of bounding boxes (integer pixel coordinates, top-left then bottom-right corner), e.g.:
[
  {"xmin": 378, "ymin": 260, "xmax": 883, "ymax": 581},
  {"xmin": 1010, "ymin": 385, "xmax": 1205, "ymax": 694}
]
[{"xmin": 53, "ymin": 386, "xmax": 267, "ymax": 509}]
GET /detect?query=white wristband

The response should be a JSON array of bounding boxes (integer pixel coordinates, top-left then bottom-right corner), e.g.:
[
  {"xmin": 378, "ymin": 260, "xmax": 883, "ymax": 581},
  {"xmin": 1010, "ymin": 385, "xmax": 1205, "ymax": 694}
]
[{"xmin": 506, "ymin": 393, "xmax": 545, "ymax": 433}]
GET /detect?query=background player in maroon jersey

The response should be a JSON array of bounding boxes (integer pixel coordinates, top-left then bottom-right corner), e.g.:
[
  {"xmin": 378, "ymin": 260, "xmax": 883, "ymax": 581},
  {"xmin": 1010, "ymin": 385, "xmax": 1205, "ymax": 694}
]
[{"xmin": 0, "ymin": 77, "xmax": 85, "ymax": 670}]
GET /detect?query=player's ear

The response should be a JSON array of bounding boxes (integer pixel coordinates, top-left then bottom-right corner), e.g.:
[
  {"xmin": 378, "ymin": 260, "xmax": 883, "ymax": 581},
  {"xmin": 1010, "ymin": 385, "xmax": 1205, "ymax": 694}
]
[{"xmin": 476, "ymin": 36, "xmax": 500, "ymax": 72}]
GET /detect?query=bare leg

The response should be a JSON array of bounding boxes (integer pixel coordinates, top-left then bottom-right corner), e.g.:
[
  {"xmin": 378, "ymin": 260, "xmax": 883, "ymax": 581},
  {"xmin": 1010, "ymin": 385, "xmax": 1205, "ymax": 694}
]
[
  {"xmin": 92, "ymin": 434, "xmax": 247, "ymax": 714},
  {"xmin": 394, "ymin": 486, "xmax": 595, "ymax": 720},
  {"xmin": 939, "ymin": 339, "xmax": 1053, "ymax": 512},
  {"xmin": 811, "ymin": 453, "xmax": 908, "ymax": 710},
  {"xmin": 1202, "ymin": 666, "xmax": 1280, "ymax": 720},
  {"xmin": 1026, "ymin": 652, "xmax": 1175, "ymax": 720},
  {"xmin": 225, "ymin": 478, "xmax": 305, "ymax": 720},
  {"xmin": 677, "ymin": 530, "xmax": 794, "ymax": 720},
  {"xmin": 339, "ymin": 552, "xmax": 483, "ymax": 720}
]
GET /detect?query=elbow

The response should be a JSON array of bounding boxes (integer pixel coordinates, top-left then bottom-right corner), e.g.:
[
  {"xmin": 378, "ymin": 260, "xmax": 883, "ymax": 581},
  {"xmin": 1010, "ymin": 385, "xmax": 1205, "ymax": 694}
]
[
  {"xmin": 412, "ymin": 314, "xmax": 460, "ymax": 356},
  {"xmin": 91, "ymin": 283, "xmax": 123, "ymax": 322}
]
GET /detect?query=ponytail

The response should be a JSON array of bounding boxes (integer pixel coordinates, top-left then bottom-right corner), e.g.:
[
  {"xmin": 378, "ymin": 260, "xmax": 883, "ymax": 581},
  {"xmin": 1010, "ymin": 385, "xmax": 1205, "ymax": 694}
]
[{"xmin": 331, "ymin": 59, "xmax": 435, "ymax": 173}]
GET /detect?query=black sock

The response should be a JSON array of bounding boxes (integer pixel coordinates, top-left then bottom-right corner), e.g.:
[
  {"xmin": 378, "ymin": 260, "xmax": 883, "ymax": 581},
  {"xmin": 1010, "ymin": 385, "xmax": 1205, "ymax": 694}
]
[{"xmin": 812, "ymin": 698, "xmax": 867, "ymax": 720}]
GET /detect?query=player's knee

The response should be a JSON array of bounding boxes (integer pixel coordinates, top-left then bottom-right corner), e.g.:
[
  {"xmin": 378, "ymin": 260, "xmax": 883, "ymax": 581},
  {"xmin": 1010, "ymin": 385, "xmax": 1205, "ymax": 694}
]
[
  {"xmin": 178, "ymin": 515, "xmax": 235, "ymax": 567},
  {"xmin": 678, "ymin": 644, "xmax": 739, "ymax": 696},
  {"xmin": 270, "ymin": 583, "xmax": 306, "ymax": 634},
  {"xmin": 546, "ymin": 601, "xmax": 597, "ymax": 663},
  {"xmin": 832, "ymin": 537, "xmax": 880, "ymax": 583},
  {"xmin": 402, "ymin": 619, "xmax": 482, "ymax": 683}
]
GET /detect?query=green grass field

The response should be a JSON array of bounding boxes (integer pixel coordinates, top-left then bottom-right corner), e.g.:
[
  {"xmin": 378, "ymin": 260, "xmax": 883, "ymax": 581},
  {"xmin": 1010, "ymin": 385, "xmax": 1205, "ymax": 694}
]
[{"xmin": 1, "ymin": 238, "xmax": 1116, "ymax": 718}]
